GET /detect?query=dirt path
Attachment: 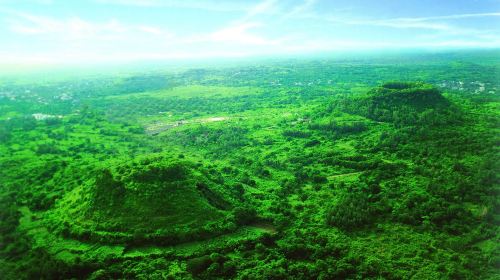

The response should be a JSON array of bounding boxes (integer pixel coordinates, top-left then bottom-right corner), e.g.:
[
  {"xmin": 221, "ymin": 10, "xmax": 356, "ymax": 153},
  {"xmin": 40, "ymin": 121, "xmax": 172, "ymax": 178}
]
[
  {"xmin": 327, "ymin": 171, "xmax": 362, "ymax": 180},
  {"xmin": 145, "ymin": 116, "xmax": 229, "ymax": 135},
  {"xmin": 249, "ymin": 222, "xmax": 277, "ymax": 234}
]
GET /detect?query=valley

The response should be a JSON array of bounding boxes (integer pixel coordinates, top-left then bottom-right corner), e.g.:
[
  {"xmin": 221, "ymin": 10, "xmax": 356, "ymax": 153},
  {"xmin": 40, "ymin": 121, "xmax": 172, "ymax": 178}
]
[{"xmin": 0, "ymin": 51, "xmax": 498, "ymax": 279}]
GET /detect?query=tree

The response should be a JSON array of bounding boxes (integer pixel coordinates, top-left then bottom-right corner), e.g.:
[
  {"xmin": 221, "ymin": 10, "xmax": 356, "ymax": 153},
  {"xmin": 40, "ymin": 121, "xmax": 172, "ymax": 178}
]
[{"xmin": 326, "ymin": 192, "xmax": 373, "ymax": 230}]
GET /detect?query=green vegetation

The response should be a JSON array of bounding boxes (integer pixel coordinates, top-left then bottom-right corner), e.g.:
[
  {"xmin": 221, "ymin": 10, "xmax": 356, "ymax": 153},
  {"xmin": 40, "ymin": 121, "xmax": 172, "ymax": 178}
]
[{"xmin": 0, "ymin": 51, "xmax": 499, "ymax": 279}]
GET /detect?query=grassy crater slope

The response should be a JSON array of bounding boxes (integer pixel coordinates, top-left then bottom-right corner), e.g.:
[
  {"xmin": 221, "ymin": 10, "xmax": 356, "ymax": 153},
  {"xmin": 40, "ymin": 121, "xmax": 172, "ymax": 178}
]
[{"xmin": 45, "ymin": 154, "xmax": 238, "ymax": 245}]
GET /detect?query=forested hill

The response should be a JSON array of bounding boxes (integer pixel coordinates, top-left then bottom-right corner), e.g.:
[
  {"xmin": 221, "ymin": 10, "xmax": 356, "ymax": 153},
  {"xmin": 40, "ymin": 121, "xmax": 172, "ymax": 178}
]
[
  {"xmin": 330, "ymin": 82, "xmax": 461, "ymax": 126},
  {"xmin": 368, "ymin": 82, "xmax": 449, "ymax": 110},
  {"xmin": 47, "ymin": 154, "xmax": 240, "ymax": 246}
]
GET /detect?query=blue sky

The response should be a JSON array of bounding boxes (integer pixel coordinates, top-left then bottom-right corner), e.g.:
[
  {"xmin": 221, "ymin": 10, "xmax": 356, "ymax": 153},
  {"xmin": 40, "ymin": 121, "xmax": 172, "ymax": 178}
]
[{"xmin": 0, "ymin": 0, "xmax": 499, "ymax": 64}]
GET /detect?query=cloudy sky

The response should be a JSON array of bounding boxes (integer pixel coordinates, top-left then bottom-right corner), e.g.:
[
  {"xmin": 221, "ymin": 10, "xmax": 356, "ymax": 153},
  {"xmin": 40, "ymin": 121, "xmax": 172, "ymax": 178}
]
[{"xmin": 0, "ymin": 0, "xmax": 499, "ymax": 64}]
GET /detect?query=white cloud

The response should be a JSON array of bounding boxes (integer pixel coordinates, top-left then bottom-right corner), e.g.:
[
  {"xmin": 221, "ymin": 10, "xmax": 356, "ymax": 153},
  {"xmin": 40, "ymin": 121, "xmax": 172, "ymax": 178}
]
[
  {"xmin": 94, "ymin": 0, "xmax": 251, "ymax": 12},
  {"xmin": 366, "ymin": 19, "xmax": 451, "ymax": 31},
  {"xmin": 137, "ymin": 25, "xmax": 164, "ymax": 35},
  {"xmin": 242, "ymin": 0, "xmax": 278, "ymax": 19},
  {"xmin": 0, "ymin": 0, "xmax": 54, "ymax": 4},
  {"xmin": 280, "ymin": 0, "xmax": 316, "ymax": 21},
  {"xmin": 5, "ymin": 11, "xmax": 173, "ymax": 41},
  {"xmin": 33, "ymin": 0, "xmax": 54, "ymax": 4},
  {"xmin": 323, "ymin": 12, "xmax": 500, "ymax": 32},
  {"xmin": 370, "ymin": 12, "xmax": 500, "ymax": 31},
  {"xmin": 184, "ymin": 0, "xmax": 284, "ymax": 48},
  {"xmin": 422, "ymin": 39, "xmax": 500, "ymax": 48},
  {"xmin": 393, "ymin": 12, "xmax": 500, "ymax": 22},
  {"xmin": 209, "ymin": 22, "xmax": 279, "ymax": 45},
  {"xmin": 324, "ymin": 16, "xmax": 452, "ymax": 31}
]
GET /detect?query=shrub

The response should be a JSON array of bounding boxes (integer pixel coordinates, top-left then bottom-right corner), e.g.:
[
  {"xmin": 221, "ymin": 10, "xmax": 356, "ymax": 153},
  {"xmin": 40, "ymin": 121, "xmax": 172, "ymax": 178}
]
[
  {"xmin": 233, "ymin": 206, "xmax": 258, "ymax": 226},
  {"xmin": 186, "ymin": 255, "xmax": 212, "ymax": 275}
]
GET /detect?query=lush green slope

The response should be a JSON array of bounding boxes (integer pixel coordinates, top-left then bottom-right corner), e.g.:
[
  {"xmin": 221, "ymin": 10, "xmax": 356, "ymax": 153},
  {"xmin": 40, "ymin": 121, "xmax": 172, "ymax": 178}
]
[{"xmin": 46, "ymin": 154, "xmax": 239, "ymax": 246}]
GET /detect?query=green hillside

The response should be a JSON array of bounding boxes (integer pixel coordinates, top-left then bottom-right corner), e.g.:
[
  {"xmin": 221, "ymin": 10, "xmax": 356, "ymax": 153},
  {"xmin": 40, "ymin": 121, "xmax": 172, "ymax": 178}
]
[{"xmin": 45, "ymin": 154, "xmax": 239, "ymax": 245}]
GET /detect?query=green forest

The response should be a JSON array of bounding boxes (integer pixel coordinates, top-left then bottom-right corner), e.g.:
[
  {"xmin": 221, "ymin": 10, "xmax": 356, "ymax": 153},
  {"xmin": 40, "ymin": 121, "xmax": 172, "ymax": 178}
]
[{"xmin": 0, "ymin": 51, "xmax": 499, "ymax": 279}]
